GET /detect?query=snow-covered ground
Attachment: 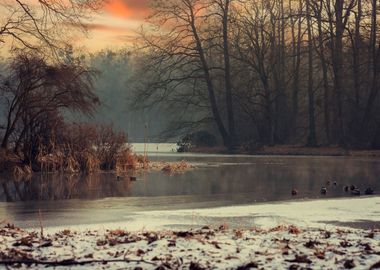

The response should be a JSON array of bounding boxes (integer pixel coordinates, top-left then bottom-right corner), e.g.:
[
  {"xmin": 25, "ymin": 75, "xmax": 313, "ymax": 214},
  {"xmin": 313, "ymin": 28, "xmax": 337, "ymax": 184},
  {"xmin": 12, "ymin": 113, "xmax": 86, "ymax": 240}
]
[
  {"xmin": 41, "ymin": 196, "xmax": 380, "ymax": 233},
  {"xmin": 0, "ymin": 197, "xmax": 379, "ymax": 269},
  {"xmin": 0, "ymin": 222, "xmax": 379, "ymax": 269}
]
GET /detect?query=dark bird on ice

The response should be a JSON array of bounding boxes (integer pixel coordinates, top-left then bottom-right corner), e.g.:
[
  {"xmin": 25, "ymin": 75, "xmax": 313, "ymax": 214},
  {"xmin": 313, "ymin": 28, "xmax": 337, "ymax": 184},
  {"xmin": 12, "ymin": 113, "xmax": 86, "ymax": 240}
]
[
  {"xmin": 365, "ymin": 187, "xmax": 374, "ymax": 195},
  {"xmin": 351, "ymin": 189, "xmax": 361, "ymax": 196}
]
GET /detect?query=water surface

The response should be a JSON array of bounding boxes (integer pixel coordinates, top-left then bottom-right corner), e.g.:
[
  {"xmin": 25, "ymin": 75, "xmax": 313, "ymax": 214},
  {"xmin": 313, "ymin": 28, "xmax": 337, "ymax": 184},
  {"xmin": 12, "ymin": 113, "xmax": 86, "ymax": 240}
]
[{"xmin": 0, "ymin": 150, "xmax": 379, "ymax": 228}]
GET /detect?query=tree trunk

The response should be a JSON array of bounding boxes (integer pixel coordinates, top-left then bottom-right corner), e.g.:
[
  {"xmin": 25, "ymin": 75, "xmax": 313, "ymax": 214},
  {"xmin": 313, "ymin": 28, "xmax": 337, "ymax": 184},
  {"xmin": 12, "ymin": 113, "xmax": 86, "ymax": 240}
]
[
  {"xmin": 352, "ymin": 0, "xmax": 362, "ymax": 107},
  {"xmin": 306, "ymin": 0, "xmax": 317, "ymax": 146},
  {"xmin": 222, "ymin": 0, "xmax": 236, "ymax": 151},
  {"xmin": 189, "ymin": 7, "xmax": 230, "ymax": 147},
  {"xmin": 331, "ymin": 0, "xmax": 345, "ymax": 145},
  {"xmin": 290, "ymin": 0, "xmax": 302, "ymax": 140},
  {"xmin": 315, "ymin": 0, "xmax": 331, "ymax": 143},
  {"xmin": 362, "ymin": 0, "xmax": 378, "ymax": 127},
  {"xmin": 276, "ymin": 0, "xmax": 287, "ymax": 143}
]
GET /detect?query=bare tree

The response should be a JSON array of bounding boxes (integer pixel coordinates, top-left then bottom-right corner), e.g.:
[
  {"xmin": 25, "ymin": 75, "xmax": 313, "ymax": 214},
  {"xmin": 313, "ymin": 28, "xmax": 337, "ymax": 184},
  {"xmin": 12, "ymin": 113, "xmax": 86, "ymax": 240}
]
[
  {"xmin": 132, "ymin": 0, "xmax": 380, "ymax": 149},
  {"xmin": 233, "ymin": 0, "xmax": 278, "ymax": 145},
  {"xmin": 0, "ymin": 0, "xmax": 103, "ymax": 54},
  {"xmin": 134, "ymin": 0, "xmax": 240, "ymax": 150},
  {"xmin": 0, "ymin": 53, "xmax": 99, "ymax": 151},
  {"xmin": 311, "ymin": 0, "xmax": 331, "ymax": 143},
  {"xmin": 361, "ymin": 0, "xmax": 380, "ymax": 138},
  {"xmin": 326, "ymin": 0, "xmax": 356, "ymax": 145},
  {"xmin": 305, "ymin": 0, "xmax": 317, "ymax": 146},
  {"xmin": 214, "ymin": 0, "xmax": 237, "ymax": 149}
]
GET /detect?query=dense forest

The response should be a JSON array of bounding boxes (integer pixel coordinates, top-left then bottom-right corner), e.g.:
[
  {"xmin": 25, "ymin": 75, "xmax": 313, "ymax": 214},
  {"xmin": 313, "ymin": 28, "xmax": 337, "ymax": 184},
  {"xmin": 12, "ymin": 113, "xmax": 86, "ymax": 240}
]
[{"xmin": 131, "ymin": 0, "xmax": 380, "ymax": 151}]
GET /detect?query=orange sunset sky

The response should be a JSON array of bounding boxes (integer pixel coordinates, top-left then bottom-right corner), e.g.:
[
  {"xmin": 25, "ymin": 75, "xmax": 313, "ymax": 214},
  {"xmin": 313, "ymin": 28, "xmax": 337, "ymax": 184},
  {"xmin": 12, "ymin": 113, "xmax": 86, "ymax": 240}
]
[
  {"xmin": 78, "ymin": 0, "xmax": 150, "ymax": 51},
  {"xmin": 0, "ymin": 0, "xmax": 150, "ymax": 53}
]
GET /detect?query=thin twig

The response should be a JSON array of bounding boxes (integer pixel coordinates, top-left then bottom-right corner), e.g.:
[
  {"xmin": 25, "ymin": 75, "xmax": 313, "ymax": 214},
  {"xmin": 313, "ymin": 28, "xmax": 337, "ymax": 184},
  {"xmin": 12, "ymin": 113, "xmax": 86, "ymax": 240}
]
[
  {"xmin": 38, "ymin": 209, "xmax": 43, "ymax": 238},
  {"xmin": 0, "ymin": 258, "xmax": 157, "ymax": 267}
]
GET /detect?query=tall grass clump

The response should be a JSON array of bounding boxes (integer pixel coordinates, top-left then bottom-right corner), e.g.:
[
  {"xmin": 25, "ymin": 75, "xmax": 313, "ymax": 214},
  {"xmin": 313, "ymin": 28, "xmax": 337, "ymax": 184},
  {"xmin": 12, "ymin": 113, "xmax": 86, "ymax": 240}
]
[{"xmin": 35, "ymin": 122, "xmax": 138, "ymax": 174}]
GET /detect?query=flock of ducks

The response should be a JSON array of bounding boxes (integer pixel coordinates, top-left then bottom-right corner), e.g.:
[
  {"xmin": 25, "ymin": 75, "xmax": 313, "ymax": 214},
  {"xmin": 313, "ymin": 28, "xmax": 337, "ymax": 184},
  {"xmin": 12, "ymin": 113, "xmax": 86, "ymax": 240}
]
[
  {"xmin": 118, "ymin": 174, "xmax": 376, "ymax": 197},
  {"xmin": 292, "ymin": 181, "xmax": 375, "ymax": 197}
]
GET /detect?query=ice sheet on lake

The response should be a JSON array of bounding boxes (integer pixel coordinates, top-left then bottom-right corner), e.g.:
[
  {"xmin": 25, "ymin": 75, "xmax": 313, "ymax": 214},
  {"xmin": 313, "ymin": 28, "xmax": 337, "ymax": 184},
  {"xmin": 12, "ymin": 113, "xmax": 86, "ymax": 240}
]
[{"xmin": 44, "ymin": 196, "xmax": 380, "ymax": 233}]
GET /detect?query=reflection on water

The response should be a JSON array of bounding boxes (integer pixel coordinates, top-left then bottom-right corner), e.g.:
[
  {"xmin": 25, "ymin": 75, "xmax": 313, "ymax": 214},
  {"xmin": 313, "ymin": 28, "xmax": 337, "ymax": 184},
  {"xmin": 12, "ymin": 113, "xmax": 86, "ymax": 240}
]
[
  {"xmin": 0, "ymin": 173, "xmax": 132, "ymax": 202},
  {"xmin": 1, "ymin": 155, "xmax": 379, "ymax": 204}
]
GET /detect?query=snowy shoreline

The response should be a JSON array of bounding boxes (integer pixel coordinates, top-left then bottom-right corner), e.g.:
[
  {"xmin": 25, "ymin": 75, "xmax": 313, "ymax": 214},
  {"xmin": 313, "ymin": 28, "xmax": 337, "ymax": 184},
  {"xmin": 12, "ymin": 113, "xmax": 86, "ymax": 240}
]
[
  {"xmin": 33, "ymin": 196, "xmax": 380, "ymax": 234},
  {"xmin": 1, "ymin": 197, "xmax": 379, "ymax": 269},
  {"xmin": 0, "ymin": 224, "xmax": 379, "ymax": 269}
]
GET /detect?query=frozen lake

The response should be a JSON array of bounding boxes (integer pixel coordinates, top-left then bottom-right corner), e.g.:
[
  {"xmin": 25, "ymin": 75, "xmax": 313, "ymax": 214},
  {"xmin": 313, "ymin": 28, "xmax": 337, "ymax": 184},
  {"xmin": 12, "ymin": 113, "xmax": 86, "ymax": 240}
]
[{"xmin": 0, "ymin": 145, "xmax": 379, "ymax": 229}]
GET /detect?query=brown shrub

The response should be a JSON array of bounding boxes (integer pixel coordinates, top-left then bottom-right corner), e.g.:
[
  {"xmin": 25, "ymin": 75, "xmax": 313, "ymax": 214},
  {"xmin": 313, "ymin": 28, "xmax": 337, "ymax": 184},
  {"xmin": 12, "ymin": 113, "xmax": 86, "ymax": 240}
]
[
  {"xmin": 160, "ymin": 160, "xmax": 192, "ymax": 174},
  {"xmin": 115, "ymin": 148, "xmax": 149, "ymax": 172},
  {"xmin": 35, "ymin": 123, "xmax": 129, "ymax": 174},
  {"xmin": 0, "ymin": 149, "xmax": 32, "ymax": 176}
]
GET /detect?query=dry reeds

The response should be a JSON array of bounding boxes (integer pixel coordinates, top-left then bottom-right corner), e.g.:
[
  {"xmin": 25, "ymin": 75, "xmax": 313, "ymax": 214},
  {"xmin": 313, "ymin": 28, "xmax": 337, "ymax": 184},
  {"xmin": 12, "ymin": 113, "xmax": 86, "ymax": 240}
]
[
  {"xmin": 4, "ymin": 122, "xmax": 194, "ymax": 176},
  {"xmin": 4, "ymin": 164, "xmax": 32, "ymax": 179},
  {"xmin": 0, "ymin": 149, "xmax": 32, "ymax": 177},
  {"xmin": 12, "ymin": 165, "xmax": 26, "ymax": 178},
  {"xmin": 161, "ymin": 160, "xmax": 193, "ymax": 174},
  {"xmin": 115, "ymin": 149, "xmax": 150, "ymax": 172},
  {"xmin": 116, "ymin": 149, "xmax": 137, "ymax": 171},
  {"xmin": 32, "ymin": 123, "xmax": 130, "ymax": 174},
  {"xmin": 75, "ymin": 151, "xmax": 100, "ymax": 174}
]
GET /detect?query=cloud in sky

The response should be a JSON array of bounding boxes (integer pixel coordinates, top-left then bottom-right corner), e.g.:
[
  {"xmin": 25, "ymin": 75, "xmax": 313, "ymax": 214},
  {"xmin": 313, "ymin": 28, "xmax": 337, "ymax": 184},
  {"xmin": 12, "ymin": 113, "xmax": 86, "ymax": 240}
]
[
  {"xmin": 0, "ymin": 0, "xmax": 149, "ymax": 52},
  {"xmin": 68, "ymin": 0, "xmax": 150, "ymax": 51},
  {"xmin": 81, "ymin": 0, "xmax": 150, "ymax": 50},
  {"xmin": 71, "ymin": 22, "xmax": 131, "ymax": 33},
  {"xmin": 104, "ymin": 0, "xmax": 150, "ymax": 20}
]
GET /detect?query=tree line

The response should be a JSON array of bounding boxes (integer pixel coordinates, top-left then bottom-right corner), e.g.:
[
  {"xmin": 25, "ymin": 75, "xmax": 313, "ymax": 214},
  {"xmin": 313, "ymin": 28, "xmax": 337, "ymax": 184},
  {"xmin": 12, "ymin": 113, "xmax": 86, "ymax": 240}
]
[{"xmin": 132, "ymin": 0, "xmax": 380, "ymax": 151}]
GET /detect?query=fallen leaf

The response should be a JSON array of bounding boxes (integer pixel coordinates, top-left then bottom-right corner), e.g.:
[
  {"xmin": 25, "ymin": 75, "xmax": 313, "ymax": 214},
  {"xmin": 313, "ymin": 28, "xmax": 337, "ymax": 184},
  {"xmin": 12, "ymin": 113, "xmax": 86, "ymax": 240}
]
[
  {"xmin": 96, "ymin": 239, "xmax": 107, "ymax": 246},
  {"xmin": 370, "ymin": 261, "xmax": 380, "ymax": 270},
  {"xmin": 236, "ymin": 262, "xmax": 258, "ymax": 269},
  {"xmin": 286, "ymin": 254, "xmax": 312, "ymax": 264},
  {"xmin": 38, "ymin": 240, "xmax": 52, "ymax": 248},
  {"xmin": 211, "ymin": 241, "xmax": 221, "ymax": 249},
  {"xmin": 343, "ymin": 259, "xmax": 355, "ymax": 269},
  {"xmin": 189, "ymin": 262, "xmax": 206, "ymax": 270},
  {"xmin": 304, "ymin": 240, "xmax": 320, "ymax": 249},
  {"xmin": 176, "ymin": 231, "xmax": 194, "ymax": 238}
]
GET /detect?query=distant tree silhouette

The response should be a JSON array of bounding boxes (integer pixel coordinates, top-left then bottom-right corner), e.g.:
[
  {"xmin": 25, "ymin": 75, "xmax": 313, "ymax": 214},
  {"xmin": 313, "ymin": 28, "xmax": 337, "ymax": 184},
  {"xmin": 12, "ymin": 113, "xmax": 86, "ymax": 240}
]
[
  {"xmin": 133, "ymin": 0, "xmax": 380, "ymax": 149},
  {"xmin": 0, "ymin": 53, "xmax": 99, "ymax": 161}
]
